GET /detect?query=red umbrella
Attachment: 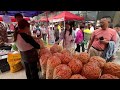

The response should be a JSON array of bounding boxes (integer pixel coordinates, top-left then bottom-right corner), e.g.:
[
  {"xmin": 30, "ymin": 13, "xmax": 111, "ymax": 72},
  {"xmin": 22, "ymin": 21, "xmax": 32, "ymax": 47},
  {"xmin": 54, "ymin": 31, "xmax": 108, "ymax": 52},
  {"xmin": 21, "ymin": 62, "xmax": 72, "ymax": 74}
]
[
  {"xmin": 10, "ymin": 16, "xmax": 30, "ymax": 22},
  {"xmin": 39, "ymin": 15, "xmax": 55, "ymax": 22},
  {"xmin": 0, "ymin": 15, "xmax": 3, "ymax": 21},
  {"xmin": 39, "ymin": 16, "xmax": 49, "ymax": 22},
  {"xmin": 10, "ymin": 16, "xmax": 16, "ymax": 22},
  {"xmin": 53, "ymin": 11, "xmax": 84, "ymax": 21}
]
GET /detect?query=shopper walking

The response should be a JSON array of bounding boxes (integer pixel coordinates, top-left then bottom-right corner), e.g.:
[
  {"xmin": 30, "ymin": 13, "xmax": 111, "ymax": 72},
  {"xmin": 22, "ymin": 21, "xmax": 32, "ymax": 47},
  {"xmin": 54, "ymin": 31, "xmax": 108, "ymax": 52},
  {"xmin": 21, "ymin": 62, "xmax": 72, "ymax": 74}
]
[
  {"xmin": 89, "ymin": 23, "xmax": 94, "ymax": 33},
  {"xmin": 36, "ymin": 25, "xmax": 41, "ymax": 38},
  {"xmin": 54, "ymin": 24, "xmax": 59, "ymax": 42},
  {"xmin": 14, "ymin": 19, "xmax": 40, "ymax": 79},
  {"xmin": 75, "ymin": 25, "xmax": 84, "ymax": 52},
  {"xmin": 55, "ymin": 22, "xmax": 74, "ymax": 51},
  {"xmin": 48, "ymin": 25, "xmax": 55, "ymax": 44},
  {"xmin": 113, "ymin": 24, "xmax": 120, "ymax": 56},
  {"xmin": 41, "ymin": 24, "xmax": 47, "ymax": 42},
  {"xmin": 87, "ymin": 17, "xmax": 117, "ymax": 58}
]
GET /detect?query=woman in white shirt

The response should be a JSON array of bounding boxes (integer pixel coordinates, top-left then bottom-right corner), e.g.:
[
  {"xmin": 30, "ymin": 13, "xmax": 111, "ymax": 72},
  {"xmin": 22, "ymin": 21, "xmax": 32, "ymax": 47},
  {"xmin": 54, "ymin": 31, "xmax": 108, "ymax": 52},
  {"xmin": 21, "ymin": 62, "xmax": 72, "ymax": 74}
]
[
  {"xmin": 14, "ymin": 19, "xmax": 40, "ymax": 79},
  {"xmin": 88, "ymin": 23, "xmax": 94, "ymax": 33},
  {"xmin": 40, "ymin": 24, "xmax": 47, "ymax": 42}
]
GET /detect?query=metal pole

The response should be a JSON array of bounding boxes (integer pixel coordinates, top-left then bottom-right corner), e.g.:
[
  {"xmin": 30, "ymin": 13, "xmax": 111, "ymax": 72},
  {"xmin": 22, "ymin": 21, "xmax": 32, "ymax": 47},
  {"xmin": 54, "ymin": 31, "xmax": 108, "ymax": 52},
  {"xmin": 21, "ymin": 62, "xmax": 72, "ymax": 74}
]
[
  {"xmin": 86, "ymin": 11, "xmax": 87, "ymax": 23},
  {"xmin": 95, "ymin": 11, "xmax": 99, "ymax": 26},
  {"xmin": 64, "ymin": 20, "xmax": 65, "ymax": 31}
]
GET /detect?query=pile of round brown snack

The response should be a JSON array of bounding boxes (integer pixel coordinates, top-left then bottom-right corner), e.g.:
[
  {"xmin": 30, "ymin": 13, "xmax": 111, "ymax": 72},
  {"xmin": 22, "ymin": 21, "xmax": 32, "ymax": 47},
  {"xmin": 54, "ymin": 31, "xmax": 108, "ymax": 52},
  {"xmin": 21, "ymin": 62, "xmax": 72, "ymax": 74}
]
[{"xmin": 38, "ymin": 41, "xmax": 120, "ymax": 79}]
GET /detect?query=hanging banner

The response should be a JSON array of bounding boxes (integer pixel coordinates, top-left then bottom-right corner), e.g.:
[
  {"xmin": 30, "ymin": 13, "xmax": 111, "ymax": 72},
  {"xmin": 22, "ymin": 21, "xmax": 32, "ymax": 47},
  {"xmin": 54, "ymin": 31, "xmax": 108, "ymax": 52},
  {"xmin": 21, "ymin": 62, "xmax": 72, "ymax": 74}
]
[{"xmin": 3, "ymin": 15, "xmax": 11, "ymax": 24}]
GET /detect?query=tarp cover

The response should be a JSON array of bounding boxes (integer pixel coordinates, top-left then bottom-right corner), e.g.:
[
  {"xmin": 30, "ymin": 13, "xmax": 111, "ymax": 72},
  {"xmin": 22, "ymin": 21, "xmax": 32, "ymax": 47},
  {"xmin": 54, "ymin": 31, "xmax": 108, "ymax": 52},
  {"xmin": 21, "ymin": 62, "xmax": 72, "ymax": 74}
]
[
  {"xmin": 0, "ymin": 11, "xmax": 43, "ymax": 17},
  {"xmin": 50, "ymin": 11, "xmax": 84, "ymax": 22}
]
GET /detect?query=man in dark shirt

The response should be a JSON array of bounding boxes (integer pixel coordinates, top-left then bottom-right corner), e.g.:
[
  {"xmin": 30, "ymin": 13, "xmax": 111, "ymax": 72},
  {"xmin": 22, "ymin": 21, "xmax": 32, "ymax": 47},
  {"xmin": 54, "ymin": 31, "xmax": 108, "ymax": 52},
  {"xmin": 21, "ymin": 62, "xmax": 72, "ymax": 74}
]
[{"xmin": 14, "ymin": 13, "xmax": 23, "ymax": 30}]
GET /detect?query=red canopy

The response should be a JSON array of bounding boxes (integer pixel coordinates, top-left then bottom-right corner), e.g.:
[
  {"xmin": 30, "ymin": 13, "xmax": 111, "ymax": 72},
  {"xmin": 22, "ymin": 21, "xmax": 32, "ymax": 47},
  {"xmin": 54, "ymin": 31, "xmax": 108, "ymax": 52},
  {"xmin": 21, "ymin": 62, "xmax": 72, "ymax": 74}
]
[
  {"xmin": 10, "ymin": 16, "xmax": 30, "ymax": 22},
  {"xmin": 39, "ymin": 16, "xmax": 54, "ymax": 22},
  {"xmin": 0, "ymin": 16, "xmax": 2, "ymax": 21},
  {"xmin": 39, "ymin": 16, "xmax": 49, "ymax": 22},
  {"xmin": 53, "ymin": 11, "xmax": 84, "ymax": 21}
]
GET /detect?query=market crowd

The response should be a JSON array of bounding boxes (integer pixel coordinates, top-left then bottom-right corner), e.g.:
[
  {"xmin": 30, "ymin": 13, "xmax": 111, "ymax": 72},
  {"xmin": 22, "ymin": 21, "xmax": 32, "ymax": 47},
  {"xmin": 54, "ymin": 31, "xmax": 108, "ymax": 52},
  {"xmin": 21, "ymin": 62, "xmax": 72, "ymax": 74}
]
[{"xmin": 0, "ymin": 13, "xmax": 120, "ymax": 79}]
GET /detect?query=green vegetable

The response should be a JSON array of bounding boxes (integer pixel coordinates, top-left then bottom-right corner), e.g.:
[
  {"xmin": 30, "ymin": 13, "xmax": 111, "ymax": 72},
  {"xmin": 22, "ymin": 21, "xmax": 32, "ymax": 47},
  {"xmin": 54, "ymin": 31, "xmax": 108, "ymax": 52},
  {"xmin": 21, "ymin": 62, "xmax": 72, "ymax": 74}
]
[{"xmin": 12, "ymin": 44, "xmax": 18, "ymax": 51}]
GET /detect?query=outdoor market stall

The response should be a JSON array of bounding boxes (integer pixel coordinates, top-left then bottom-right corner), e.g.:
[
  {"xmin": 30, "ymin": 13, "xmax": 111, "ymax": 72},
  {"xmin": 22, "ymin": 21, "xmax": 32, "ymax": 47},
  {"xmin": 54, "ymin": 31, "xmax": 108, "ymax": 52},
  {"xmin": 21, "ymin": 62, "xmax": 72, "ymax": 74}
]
[
  {"xmin": 0, "ymin": 11, "xmax": 44, "ymax": 73},
  {"xmin": 49, "ymin": 11, "xmax": 84, "ymax": 30}
]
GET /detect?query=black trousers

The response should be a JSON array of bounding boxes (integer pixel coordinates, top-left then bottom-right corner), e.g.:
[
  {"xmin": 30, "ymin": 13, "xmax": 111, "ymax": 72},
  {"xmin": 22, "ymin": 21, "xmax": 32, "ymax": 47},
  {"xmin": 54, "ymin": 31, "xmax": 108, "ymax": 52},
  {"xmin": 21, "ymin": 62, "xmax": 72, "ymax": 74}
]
[
  {"xmin": 24, "ymin": 62, "xmax": 39, "ymax": 79},
  {"xmin": 75, "ymin": 43, "xmax": 85, "ymax": 52},
  {"xmin": 55, "ymin": 37, "xmax": 59, "ymax": 42},
  {"xmin": 42, "ymin": 34, "xmax": 47, "ymax": 41}
]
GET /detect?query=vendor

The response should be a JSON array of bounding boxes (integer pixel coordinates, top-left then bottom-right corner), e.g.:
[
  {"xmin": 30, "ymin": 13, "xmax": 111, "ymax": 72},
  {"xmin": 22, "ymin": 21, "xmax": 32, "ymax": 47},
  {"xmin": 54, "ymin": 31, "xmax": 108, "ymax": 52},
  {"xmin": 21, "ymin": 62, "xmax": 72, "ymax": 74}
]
[
  {"xmin": 14, "ymin": 19, "xmax": 40, "ymax": 79},
  {"xmin": 14, "ymin": 13, "xmax": 24, "ymax": 30}
]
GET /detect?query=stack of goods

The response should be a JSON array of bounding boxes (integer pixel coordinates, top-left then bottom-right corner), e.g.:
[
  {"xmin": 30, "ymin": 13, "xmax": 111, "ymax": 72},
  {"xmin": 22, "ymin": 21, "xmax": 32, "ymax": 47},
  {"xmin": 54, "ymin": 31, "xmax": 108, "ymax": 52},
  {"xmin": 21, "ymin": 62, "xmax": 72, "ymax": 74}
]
[
  {"xmin": 7, "ymin": 52, "xmax": 23, "ymax": 73},
  {"xmin": 39, "ymin": 44, "xmax": 120, "ymax": 79},
  {"xmin": 46, "ymin": 56, "xmax": 61, "ymax": 79},
  {"xmin": 0, "ymin": 50, "xmax": 10, "ymax": 56},
  {"xmin": 50, "ymin": 44, "xmax": 62, "ymax": 54}
]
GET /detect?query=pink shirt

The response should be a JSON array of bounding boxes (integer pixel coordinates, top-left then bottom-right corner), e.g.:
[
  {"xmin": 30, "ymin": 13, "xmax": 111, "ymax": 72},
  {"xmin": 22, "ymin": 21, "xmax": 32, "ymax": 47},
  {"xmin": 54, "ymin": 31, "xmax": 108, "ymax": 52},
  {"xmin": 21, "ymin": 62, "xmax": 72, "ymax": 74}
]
[
  {"xmin": 75, "ymin": 30, "xmax": 83, "ymax": 44},
  {"xmin": 91, "ymin": 28, "xmax": 117, "ymax": 50},
  {"xmin": 59, "ymin": 30, "xmax": 74, "ymax": 49}
]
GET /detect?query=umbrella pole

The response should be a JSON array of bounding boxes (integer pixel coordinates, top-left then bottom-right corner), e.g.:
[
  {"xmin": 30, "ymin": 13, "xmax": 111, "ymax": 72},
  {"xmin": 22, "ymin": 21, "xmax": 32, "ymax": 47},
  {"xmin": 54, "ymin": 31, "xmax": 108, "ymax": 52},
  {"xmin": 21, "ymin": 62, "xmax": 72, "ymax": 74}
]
[
  {"xmin": 64, "ymin": 20, "xmax": 65, "ymax": 30},
  {"xmin": 52, "ymin": 20, "xmax": 53, "ymax": 31}
]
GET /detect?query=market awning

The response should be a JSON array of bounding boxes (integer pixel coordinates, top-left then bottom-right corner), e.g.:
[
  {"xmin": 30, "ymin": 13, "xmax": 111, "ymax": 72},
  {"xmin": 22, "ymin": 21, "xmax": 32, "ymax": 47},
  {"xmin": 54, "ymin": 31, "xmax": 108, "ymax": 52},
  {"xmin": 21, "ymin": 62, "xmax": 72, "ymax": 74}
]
[
  {"xmin": 39, "ymin": 16, "xmax": 54, "ymax": 22},
  {"xmin": 49, "ymin": 11, "xmax": 84, "ymax": 22},
  {"xmin": 39, "ymin": 16, "xmax": 49, "ymax": 22},
  {"xmin": 0, "ymin": 11, "xmax": 44, "ymax": 17},
  {"xmin": 0, "ymin": 15, "xmax": 30, "ymax": 22}
]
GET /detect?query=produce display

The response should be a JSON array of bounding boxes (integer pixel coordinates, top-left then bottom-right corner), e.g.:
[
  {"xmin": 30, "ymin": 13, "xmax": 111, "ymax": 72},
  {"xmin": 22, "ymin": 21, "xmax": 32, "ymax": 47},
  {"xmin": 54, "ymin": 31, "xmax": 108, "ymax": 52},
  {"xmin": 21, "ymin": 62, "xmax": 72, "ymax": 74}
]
[
  {"xmin": 39, "ymin": 48, "xmax": 51, "ymax": 57},
  {"xmin": 37, "ymin": 44, "xmax": 120, "ymax": 79},
  {"xmin": 89, "ymin": 56, "xmax": 106, "ymax": 69},
  {"xmin": 61, "ymin": 49, "xmax": 71, "ymax": 56},
  {"xmin": 81, "ymin": 62, "xmax": 101, "ymax": 79},
  {"xmin": 53, "ymin": 64, "xmax": 72, "ymax": 79},
  {"xmin": 100, "ymin": 74, "xmax": 119, "ymax": 79},
  {"xmin": 11, "ymin": 44, "xmax": 18, "ymax": 51},
  {"xmin": 103, "ymin": 62, "xmax": 120, "ymax": 78},
  {"xmin": 53, "ymin": 53, "xmax": 63, "ymax": 60},
  {"xmin": 68, "ymin": 59, "xmax": 83, "ymax": 74},
  {"xmin": 40, "ymin": 53, "xmax": 52, "ymax": 78},
  {"xmin": 70, "ymin": 74, "xmax": 86, "ymax": 79},
  {"xmin": 78, "ymin": 52, "xmax": 90, "ymax": 64},
  {"xmin": 72, "ymin": 53, "xmax": 79, "ymax": 59},
  {"xmin": 61, "ymin": 53, "xmax": 72, "ymax": 64},
  {"xmin": 46, "ymin": 56, "xmax": 61, "ymax": 79},
  {"xmin": 50, "ymin": 44, "xmax": 62, "ymax": 54}
]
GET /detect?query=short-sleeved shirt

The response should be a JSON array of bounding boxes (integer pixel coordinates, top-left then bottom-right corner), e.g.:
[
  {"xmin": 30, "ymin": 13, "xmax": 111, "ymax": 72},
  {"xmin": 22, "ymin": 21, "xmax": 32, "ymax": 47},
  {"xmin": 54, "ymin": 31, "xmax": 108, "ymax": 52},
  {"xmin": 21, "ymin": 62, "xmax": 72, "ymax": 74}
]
[{"xmin": 91, "ymin": 28, "xmax": 117, "ymax": 50}]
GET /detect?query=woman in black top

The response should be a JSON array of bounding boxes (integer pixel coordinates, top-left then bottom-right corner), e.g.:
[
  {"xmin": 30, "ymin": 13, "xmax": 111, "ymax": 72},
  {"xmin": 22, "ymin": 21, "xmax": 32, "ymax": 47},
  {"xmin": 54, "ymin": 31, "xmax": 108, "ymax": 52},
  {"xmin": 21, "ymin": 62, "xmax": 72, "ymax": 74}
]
[{"xmin": 14, "ymin": 19, "xmax": 40, "ymax": 79}]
